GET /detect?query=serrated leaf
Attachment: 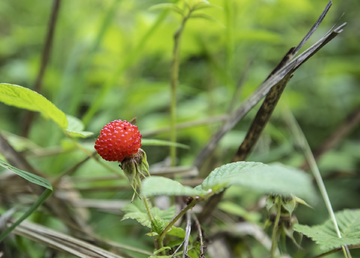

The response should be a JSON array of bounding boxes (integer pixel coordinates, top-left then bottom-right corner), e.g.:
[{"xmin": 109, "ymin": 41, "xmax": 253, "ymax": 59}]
[
  {"xmin": 149, "ymin": 3, "xmax": 184, "ymax": 16},
  {"xmin": 152, "ymin": 215, "xmax": 166, "ymax": 235},
  {"xmin": 141, "ymin": 139, "xmax": 189, "ymax": 149},
  {"xmin": 0, "ymin": 159, "xmax": 52, "ymax": 190},
  {"xmin": 153, "ymin": 206, "xmax": 176, "ymax": 222},
  {"xmin": 0, "ymin": 83, "xmax": 67, "ymax": 128},
  {"xmin": 122, "ymin": 199, "xmax": 176, "ymax": 228},
  {"xmin": 122, "ymin": 200, "xmax": 152, "ymax": 228},
  {"xmin": 65, "ymin": 115, "xmax": 94, "ymax": 138},
  {"xmin": 200, "ymin": 162, "xmax": 317, "ymax": 204},
  {"xmin": 294, "ymin": 209, "xmax": 360, "ymax": 251},
  {"xmin": 142, "ymin": 176, "xmax": 208, "ymax": 197}
]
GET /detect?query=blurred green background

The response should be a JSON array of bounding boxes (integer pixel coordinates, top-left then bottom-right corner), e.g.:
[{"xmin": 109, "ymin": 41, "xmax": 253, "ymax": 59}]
[{"xmin": 0, "ymin": 0, "xmax": 359, "ymax": 257}]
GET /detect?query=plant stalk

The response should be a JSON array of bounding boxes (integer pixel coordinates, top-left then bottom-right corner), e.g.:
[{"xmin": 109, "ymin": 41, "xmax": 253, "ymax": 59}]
[
  {"xmin": 270, "ymin": 197, "xmax": 281, "ymax": 258},
  {"xmin": 170, "ymin": 10, "xmax": 191, "ymax": 167},
  {"xmin": 136, "ymin": 174, "xmax": 154, "ymax": 223},
  {"xmin": 285, "ymin": 109, "xmax": 351, "ymax": 258},
  {"xmin": 157, "ymin": 198, "xmax": 198, "ymax": 251}
]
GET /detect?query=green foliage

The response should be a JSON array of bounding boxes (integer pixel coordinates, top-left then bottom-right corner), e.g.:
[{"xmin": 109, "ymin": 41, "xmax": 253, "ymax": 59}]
[
  {"xmin": 65, "ymin": 115, "xmax": 94, "ymax": 138},
  {"xmin": 0, "ymin": 0, "xmax": 358, "ymax": 257},
  {"xmin": 294, "ymin": 209, "xmax": 360, "ymax": 251},
  {"xmin": 0, "ymin": 159, "xmax": 52, "ymax": 190},
  {"xmin": 0, "ymin": 83, "xmax": 93, "ymax": 138},
  {"xmin": 0, "ymin": 83, "xmax": 67, "ymax": 128},
  {"xmin": 142, "ymin": 176, "xmax": 207, "ymax": 197},
  {"xmin": 122, "ymin": 199, "xmax": 175, "ymax": 229},
  {"xmin": 218, "ymin": 201, "xmax": 261, "ymax": 223},
  {"xmin": 0, "ymin": 159, "xmax": 53, "ymax": 242},
  {"xmin": 143, "ymin": 161, "xmax": 317, "ymax": 204}
]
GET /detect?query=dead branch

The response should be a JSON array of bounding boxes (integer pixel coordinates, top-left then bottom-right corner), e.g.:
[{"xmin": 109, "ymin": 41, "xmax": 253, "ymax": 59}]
[{"xmin": 193, "ymin": 0, "xmax": 346, "ymax": 169}]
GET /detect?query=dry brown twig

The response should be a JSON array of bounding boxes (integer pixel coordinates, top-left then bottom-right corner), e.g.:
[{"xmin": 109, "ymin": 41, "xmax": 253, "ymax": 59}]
[{"xmin": 194, "ymin": 1, "xmax": 345, "ymax": 169}]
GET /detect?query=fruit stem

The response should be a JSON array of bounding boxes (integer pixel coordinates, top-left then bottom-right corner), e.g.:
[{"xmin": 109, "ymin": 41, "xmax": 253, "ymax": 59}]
[{"xmin": 170, "ymin": 8, "xmax": 192, "ymax": 167}]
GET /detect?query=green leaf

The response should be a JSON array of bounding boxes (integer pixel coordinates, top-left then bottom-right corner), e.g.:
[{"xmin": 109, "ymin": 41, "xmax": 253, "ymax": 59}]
[
  {"xmin": 190, "ymin": 13, "xmax": 219, "ymax": 24},
  {"xmin": 149, "ymin": 3, "xmax": 184, "ymax": 16},
  {"xmin": 0, "ymin": 159, "xmax": 53, "ymax": 242},
  {"xmin": 121, "ymin": 199, "xmax": 176, "ymax": 228},
  {"xmin": 122, "ymin": 200, "xmax": 152, "ymax": 228},
  {"xmin": 65, "ymin": 115, "xmax": 94, "ymax": 138},
  {"xmin": 142, "ymin": 176, "xmax": 208, "ymax": 197},
  {"xmin": 153, "ymin": 246, "xmax": 171, "ymax": 255},
  {"xmin": 200, "ymin": 162, "xmax": 317, "ymax": 203},
  {"xmin": 0, "ymin": 83, "xmax": 68, "ymax": 128},
  {"xmin": 218, "ymin": 201, "xmax": 261, "ymax": 223},
  {"xmin": 141, "ymin": 139, "xmax": 189, "ymax": 149},
  {"xmin": 167, "ymin": 226, "xmax": 186, "ymax": 238},
  {"xmin": 294, "ymin": 209, "xmax": 360, "ymax": 251},
  {"xmin": 0, "ymin": 159, "xmax": 52, "ymax": 190},
  {"xmin": 151, "ymin": 215, "xmax": 167, "ymax": 235}
]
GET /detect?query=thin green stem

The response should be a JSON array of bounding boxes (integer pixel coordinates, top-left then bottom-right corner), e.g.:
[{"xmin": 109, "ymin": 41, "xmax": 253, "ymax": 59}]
[
  {"xmin": 0, "ymin": 189, "xmax": 52, "ymax": 242},
  {"xmin": 157, "ymin": 198, "xmax": 198, "ymax": 251},
  {"xmin": 136, "ymin": 174, "xmax": 154, "ymax": 223},
  {"xmin": 170, "ymin": 10, "xmax": 192, "ymax": 167},
  {"xmin": 284, "ymin": 109, "xmax": 351, "ymax": 258},
  {"xmin": 270, "ymin": 197, "xmax": 281, "ymax": 258}
]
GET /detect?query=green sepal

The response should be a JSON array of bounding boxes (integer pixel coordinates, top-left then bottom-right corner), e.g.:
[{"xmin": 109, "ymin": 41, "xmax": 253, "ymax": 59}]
[{"xmin": 281, "ymin": 196, "xmax": 297, "ymax": 215}]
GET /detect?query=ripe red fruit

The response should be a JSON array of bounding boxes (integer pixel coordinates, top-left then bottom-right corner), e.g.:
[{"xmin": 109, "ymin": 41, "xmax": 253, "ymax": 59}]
[{"xmin": 95, "ymin": 120, "xmax": 142, "ymax": 162}]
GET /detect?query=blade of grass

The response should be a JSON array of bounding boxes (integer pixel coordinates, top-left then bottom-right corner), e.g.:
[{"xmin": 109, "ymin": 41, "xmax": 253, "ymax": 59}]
[
  {"xmin": 284, "ymin": 108, "xmax": 351, "ymax": 258},
  {"xmin": 0, "ymin": 189, "xmax": 52, "ymax": 242}
]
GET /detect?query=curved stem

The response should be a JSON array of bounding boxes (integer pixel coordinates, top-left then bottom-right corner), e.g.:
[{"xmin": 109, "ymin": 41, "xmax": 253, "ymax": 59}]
[{"xmin": 157, "ymin": 198, "xmax": 198, "ymax": 251}]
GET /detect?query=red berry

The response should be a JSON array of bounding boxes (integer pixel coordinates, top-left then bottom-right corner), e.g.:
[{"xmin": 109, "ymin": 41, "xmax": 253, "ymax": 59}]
[{"xmin": 94, "ymin": 120, "xmax": 142, "ymax": 162}]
